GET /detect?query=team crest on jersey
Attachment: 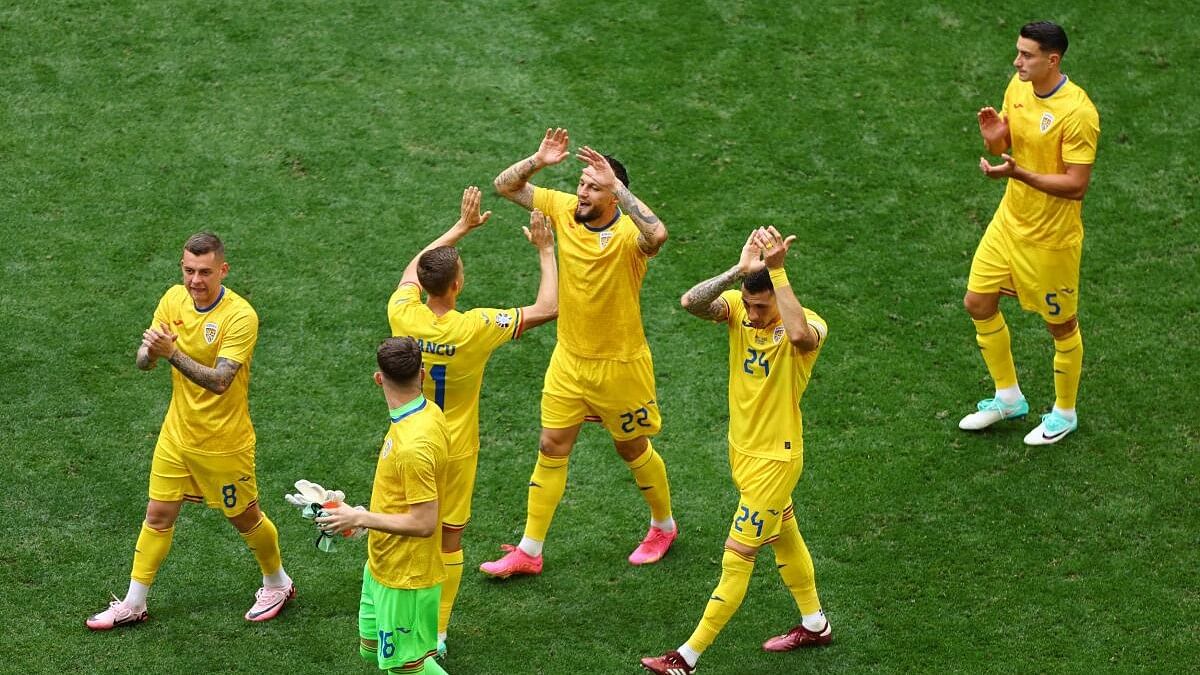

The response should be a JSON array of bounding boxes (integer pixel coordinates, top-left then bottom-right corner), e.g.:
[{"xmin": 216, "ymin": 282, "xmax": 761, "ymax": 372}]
[
  {"xmin": 1040, "ymin": 112, "xmax": 1055, "ymax": 133},
  {"xmin": 773, "ymin": 326, "xmax": 786, "ymax": 344},
  {"xmin": 495, "ymin": 311, "xmax": 512, "ymax": 329},
  {"xmin": 203, "ymin": 321, "xmax": 218, "ymax": 344},
  {"xmin": 598, "ymin": 231, "xmax": 614, "ymax": 250},
  {"xmin": 382, "ymin": 438, "xmax": 393, "ymax": 458}
]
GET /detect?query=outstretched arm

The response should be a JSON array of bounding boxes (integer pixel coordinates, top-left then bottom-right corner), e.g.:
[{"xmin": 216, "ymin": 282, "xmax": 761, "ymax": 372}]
[
  {"xmin": 143, "ymin": 323, "xmax": 242, "ymax": 393},
  {"xmin": 516, "ymin": 209, "xmax": 558, "ymax": 330},
  {"xmin": 978, "ymin": 106, "xmax": 1011, "ymax": 156},
  {"xmin": 979, "ymin": 156, "xmax": 1093, "ymax": 200},
  {"xmin": 493, "ymin": 128, "xmax": 570, "ymax": 210},
  {"xmin": 680, "ymin": 231, "xmax": 765, "ymax": 322},
  {"xmin": 317, "ymin": 499, "xmax": 438, "ymax": 538},
  {"xmin": 577, "ymin": 146, "xmax": 668, "ymax": 255},
  {"xmin": 756, "ymin": 226, "xmax": 820, "ymax": 352},
  {"xmin": 399, "ymin": 186, "xmax": 492, "ymax": 288}
]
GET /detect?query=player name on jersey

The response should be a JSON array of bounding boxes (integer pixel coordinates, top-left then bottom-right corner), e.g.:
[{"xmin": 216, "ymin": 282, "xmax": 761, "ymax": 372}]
[{"xmin": 415, "ymin": 337, "xmax": 457, "ymax": 357}]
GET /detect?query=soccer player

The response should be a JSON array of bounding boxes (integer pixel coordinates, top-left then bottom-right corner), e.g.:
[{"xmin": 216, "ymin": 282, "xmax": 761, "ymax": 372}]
[
  {"xmin": 480, "ymin": 128, "xmax": 677, "ymax": 578},
  {"xmin": 960, "ymin": 21, "xmax": 1100, "ymax": 445},
  {"xmin": 86, "ymin": 233, "xmax": 294, "ymax": 630},
  {"xmin": 387, "ymin": 185, "xmax": 558, "ymax": 655},
  {"xmin": 641, "ymin": 227, "xmax": 832, "ymax": 674},
  {"xmin": 316, "ymin": 337, "xmax": 450, "ymax": 675}
]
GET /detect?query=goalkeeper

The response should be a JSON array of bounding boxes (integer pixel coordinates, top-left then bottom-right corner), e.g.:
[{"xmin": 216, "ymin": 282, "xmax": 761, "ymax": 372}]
[{"xmin": 315, "ymin": 337, "xmax": 451, "ymax": 674}]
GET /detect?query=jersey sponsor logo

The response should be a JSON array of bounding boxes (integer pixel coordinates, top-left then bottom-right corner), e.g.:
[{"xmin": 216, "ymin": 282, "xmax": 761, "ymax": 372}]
[
  {"xmin": 204, "ymin": 321, "xmax": 218, "ymax": 344},
  {"xmin": 495, "ymin": 312, "xmax": 512, "ymax": 329},
  {"xmin": 598, "ymin": 230, "xmax": 614, "ymax": 250},
  {"xmin": 415, "ymin": 337, "xmax": 457, "ymax": 356},
  {"xmin": 1040, "ymin": 111, "xmax": 1055, "ymax": 133},
  {"xmin": 772, "ymin": 326, "xmax": 785, "ymax": 344},
  {"xmin": 381, "ymin": 438, "xmax": 393, "ymax": 458}
]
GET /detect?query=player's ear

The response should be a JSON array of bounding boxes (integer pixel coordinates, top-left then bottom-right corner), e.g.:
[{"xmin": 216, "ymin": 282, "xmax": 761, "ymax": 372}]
[
  {"xmin": 419, "ymin": 366, "xmax": 426, "ymax": 387},
  {"xmin": 373, "ymin": 372, "xmax": 384, "ymax": 387}
]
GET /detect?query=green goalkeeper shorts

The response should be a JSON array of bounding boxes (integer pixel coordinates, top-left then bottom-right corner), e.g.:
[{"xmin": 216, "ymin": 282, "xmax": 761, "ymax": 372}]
[{"xmin": 359, "ymin": 564, "xmax": 441, "ymax": 672}]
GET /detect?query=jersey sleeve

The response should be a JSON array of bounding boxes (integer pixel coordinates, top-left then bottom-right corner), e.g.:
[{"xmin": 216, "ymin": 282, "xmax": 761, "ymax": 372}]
[
  {"xmin": 532, "ymin": 187, "xmax": 577, "ymax": 230},
  {"xmin": 719, "ymin": 289, "xmax": 742, "ymax": 327},
  {"xmin": 469, "ymin": 306, "xmax": 524, "ymax": 348},
  {"xmin": 217, "ymin": 305, "xmax": 259, "ymax": 365},
  {"xmin": 387, "ymin": 283, "xmax": 422, "ymax": 334},
  {"xmin": 1061, "ymin": 102, "xmax": 1100, "ymax": 165},
  {"xmin": 150, "ymin": 287, "xmax": 174, "ymax": 330},
  {"xmin": 804, "ymin": 308, "xmax": 829, "ymax": 348},
  {"xmin": 396, "ymin": 442, "xmax": 439, "ymax": 505}
]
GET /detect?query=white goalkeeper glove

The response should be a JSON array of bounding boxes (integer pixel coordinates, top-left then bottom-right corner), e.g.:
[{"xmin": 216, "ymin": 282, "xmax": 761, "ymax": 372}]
[{"xmin": 284, "ymin": 479, "xmax": 346, "ymax": 519}]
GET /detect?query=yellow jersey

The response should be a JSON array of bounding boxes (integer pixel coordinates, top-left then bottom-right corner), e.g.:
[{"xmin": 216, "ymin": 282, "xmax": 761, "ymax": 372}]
[
  {"xmin": 719, "ymin": 290, "xmax": 827, "ymax": 461},
  {"xmin": 997, "ymin": 73, "xmax": 1100, "ymax": 248},
  {"xmin": 151, "ymin": 285, "xmax": 257, "ymax": 454},
  {"xmin": 387, "ymin": 283, "xmax": 522, "ymax": 459},
  {"xmin": 367, "ymin": 395, "xmax": 450, "ymax": 590},
  {"xmin": 533, "ymin": 186, "xmax": 651, "ymax": 361}
]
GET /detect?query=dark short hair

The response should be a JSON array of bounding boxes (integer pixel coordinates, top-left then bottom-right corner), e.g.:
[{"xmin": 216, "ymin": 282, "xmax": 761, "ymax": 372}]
[
  {"xmin": 603, "ymin": 154, "xmax": 630, "ymax": 188},
  {"xmin": 742, "ymin": 268, "xmax": 774, "ymax": 294},
  {"xmin": 1020, "ymin": 21, "xmax": 1068, "ymax": 56},
  {"xmin": 184, "ymin": 232, "xmax": 224, "ymax": 258},
  {"xmin": 377, "ymin": 336, "xmax": 422, "ymax": 386},
  {"xmin": 417, "ymin": 246, "xmax": 461, "ymax": 296}
]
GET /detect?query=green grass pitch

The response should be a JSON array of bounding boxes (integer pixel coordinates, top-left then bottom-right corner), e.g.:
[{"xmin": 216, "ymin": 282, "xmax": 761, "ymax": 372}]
[{"xmin": 3, "ymin": 1, "xmax": 1197, "ymax": 673}]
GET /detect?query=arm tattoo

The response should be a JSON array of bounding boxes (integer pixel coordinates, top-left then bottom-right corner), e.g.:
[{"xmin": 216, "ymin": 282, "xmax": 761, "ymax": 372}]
[
  {"xmin": 615, "ymin": 186, "xmax": 661, "ymax": 230},
  {"xmin": 136, "ymin": 346, "xmax": 155, "ymax": 370},
  {"xmin": 494, "ymin": 157, "xmax": 540, "ymax": 208},
  {"xmin": 167, "ymin": 352, "xmax": 241, "ymax": 394},
  {"xmin": 682, "ymin": 267, "xmax": 741, "ymax": 321}
]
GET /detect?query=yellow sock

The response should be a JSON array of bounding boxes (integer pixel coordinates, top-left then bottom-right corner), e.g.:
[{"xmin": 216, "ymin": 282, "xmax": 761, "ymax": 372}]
[
  {"xmin": 438, "ymin": 548, "xmax": 464, "ymax": 634},
  {"xmin": 772, "ymin": 512, "xmax": 822, "ymax": 615},
  {"xmin": 239, "ymin": 514, "xmax": 283, "ymax": 577},
  {"xmin": 1053, "ymin": 327, "xmax": 1083, "ymax": 410},
  {"xmin": 625, "ymin": 442, "xmax": 673, "ymax": 523},
  {"xmin": 973, "ymin": 312, "xmax": 1018, "ymax": 390},
  {"xmin": 131, "ymin": 521, "xmax": 174, "ymax": 586},
  {"xmin": 685, "ymin": 547, "xmax": 755, "ymax": 653},
  {"xmin": 524, "ymin": 452, "xmax": 569, "ymax": 542}
]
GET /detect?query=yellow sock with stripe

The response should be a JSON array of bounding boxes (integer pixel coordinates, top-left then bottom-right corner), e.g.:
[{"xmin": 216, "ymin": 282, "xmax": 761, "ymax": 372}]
[
  {"xmin": 685, "ymin": 547, "xmax": 756, "ymax": 654},
  {"xmin": 239, "ymin": 514, "xmax": 285, "ymax": 582},
  {"xmin": 130, "ymin": 521, "xmax": 174, "ymax": 589},
  {"xmin": 1053, "ymin": 327, "xmax": 1083, "ymax": 413},
  {"xmin": 625, "ymin": 441, "xmax": 673, "ymax": 525},
  {"xmin": 523, "ymin": 451, "xmax": 570, "ymax": 546},
  {"xmin": 772, "ymin": 514, "xmax": 823, "ymax": 617},
  {"xmin": 438, "ymin": 548, "xmax": 464, "ymax": 634},
  {"xmin": 973, "ymin": 312, "xmax": 1018, "ymax": 392}
]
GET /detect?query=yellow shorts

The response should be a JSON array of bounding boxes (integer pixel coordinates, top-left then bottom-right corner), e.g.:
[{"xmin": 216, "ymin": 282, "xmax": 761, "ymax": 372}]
[
  {"xmin": 148, "ymin": 437, "xmax": 259, "ymax": 517},
  {"xmin": 726, "ymin": 448, "xmax": 803, "ymax": 548},
  {"xmin": 968, "ymin": 218, "xmax": 1081, "ymax": 323},
  {"xmin": 440, "ymin": 453, "xmax": 478, "ymax": 531},
  {"xmin": 541, "ymin": 346, "xmax": 662, "ymax": 441}
]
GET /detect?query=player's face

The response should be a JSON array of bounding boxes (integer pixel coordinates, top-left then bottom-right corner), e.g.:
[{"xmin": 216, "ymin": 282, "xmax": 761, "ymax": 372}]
[
  {"xmin": 180, "ymin": 250, "xmax": 228, "ymax": 307},
  {"xmin": 741, "ymin": 289, "xmax": 780, "ymax": 328},
  {"xmin": 1013, "ymin": 37, "xmax": 1054, "ymax": 82},
  {"xmin": 574, "ymin": 173, "xmax": 615, "ymax": 223}
]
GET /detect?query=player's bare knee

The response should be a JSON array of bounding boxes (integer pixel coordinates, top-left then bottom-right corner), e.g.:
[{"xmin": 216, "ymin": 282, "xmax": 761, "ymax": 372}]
[
  {"xmin": 358, "ymin": 638, "xmax": 377, "ymax": 664},
  {"xmin": 228, "ymin": 503, "xmax": 263, "ymax": 533},
  {"xmin": 144, "ymin": 500, "xmax": 181, "ymax": 530},
  {"xmin": 724, "ymin": 537, "xmax": 759, "ymax": 559},
  {"xmin": 963, "ymin": 292, "xmax": 998, "ymax": 320},
  {"xmin": 1046, "ymin": 316, "xmax": 1078, "ymax": 338},
  {"xmin": 538, "ymin": 431, "xmax": 574, "ymax": 457},
  {"xmin": 613, "ymin": 436, "xmax": 649, "ymax": 462}
]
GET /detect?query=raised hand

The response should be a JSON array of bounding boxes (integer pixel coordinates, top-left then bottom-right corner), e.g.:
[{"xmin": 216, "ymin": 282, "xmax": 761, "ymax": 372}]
[
  {"xmin": 523, "ymin": 209, "xmax": 554, "ymax": 250},
  {"xmin": 459, "ymin": 185, "xmax": 492, "ymax": 230},
  {"xmin": 979, "ymin": 153, "xmax": 1017, "ymax": 179},
  {"xmin": 754, "ymin": 226, "xmax": 797, "ymax": 269},
  {"xmin": 535, "ymin": 127, "xmax": 570, "ymax": 166},
  {"xmin": 737, "ymin": 230, "xmax": 766, "ymax": 276},
  {"xmin": 977, "ymin": 106, "xmax": 1009, "ymax": 151},
  {"xmin": 576, "ymin": 145, "xmax": 619, "ymax": 190}
]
